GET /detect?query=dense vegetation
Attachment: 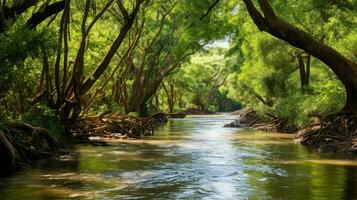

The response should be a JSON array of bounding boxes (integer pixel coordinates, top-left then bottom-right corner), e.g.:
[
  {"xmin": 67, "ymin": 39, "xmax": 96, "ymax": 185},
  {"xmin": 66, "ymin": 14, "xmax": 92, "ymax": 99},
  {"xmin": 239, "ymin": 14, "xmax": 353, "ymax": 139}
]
[
  {"xmin": 0, "ymin": 0, "xmax": 356, "ymax": 154},
  {"xmin": 224, "ymin": 0, "xmax": 356, "ymax": 127},
  {"xmin": 0, "ymin": 0, "xmax": 237, "ymax": 121}
]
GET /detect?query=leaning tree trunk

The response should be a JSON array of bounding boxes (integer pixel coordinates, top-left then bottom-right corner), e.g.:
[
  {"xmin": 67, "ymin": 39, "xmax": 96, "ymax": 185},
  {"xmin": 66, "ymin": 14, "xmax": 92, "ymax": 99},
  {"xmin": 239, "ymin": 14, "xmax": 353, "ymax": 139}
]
[
  {"xmin": 242, "ymin": 0, "xmax": 357, "ymax": 117},
  {"xmin": 298, "ymin": 54, "xmax": 311, "ymax": 93},
  {"xmin": 128, "ymin": 76, "xmax": 166, "ymax": 117}
]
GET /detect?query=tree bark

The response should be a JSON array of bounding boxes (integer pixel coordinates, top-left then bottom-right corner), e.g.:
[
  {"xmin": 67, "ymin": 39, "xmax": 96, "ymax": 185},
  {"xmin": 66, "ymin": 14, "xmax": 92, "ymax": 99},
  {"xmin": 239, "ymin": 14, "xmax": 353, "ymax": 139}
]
[
  {"xmin": 0, "ymin": 0, "xmax": 38, "ymax": 31},
  {"xmin": 163, "ymin": 81, "xmax": 175, "ymax": 113},
  {"xmin": 298, "ymin": 55, "xmax": 310, "ymax": 92},
  {"xmin": 306, "ymin": 55, "xmax": 311, "ymax": 87},
  {"xmin": 26, "ymin": 1, "xmax": 65, "ymax": 29},
  {"xmin": 0, "ymin": 0, "xmax": 65, "ymax": 32}
]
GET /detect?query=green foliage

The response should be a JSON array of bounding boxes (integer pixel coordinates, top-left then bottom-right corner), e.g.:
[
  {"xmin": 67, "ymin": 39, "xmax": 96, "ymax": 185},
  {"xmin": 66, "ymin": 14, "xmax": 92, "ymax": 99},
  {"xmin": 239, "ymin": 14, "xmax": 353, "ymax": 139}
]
[
  {"xmin": 223, "ymin": 0, "xmax": 353, "ymax": 127},
  {"xmin": 89, "ymin": 103, "xmax": 126, "ymax": 115},
  {"xmin": 128, "ymin": 112, "xmax": 140, "ymax": 118},
  {"xmin": 215, "ymin": 91, "xmax": 241, "ymax": 112},
  {"xmin": 0, "ymin": 17, "xmax": 56, "ymax": 93},
  {"xmin": 0, "ymin": 0, "xmax": 354, "ymax": 132},
  {"xmin": 21, "ymin": 104, "xmax": 64, "ymax": 139},
  {"xmin": 158, "ymin": 47, "xmax": 239, "ymax": 113},
  {"xmin": 0, "ymin": 16, "xmax": 56, "ymax": 120},
  {"xmin": 259, "ymin": 80, "xmax": 345, "ymax": 128}
]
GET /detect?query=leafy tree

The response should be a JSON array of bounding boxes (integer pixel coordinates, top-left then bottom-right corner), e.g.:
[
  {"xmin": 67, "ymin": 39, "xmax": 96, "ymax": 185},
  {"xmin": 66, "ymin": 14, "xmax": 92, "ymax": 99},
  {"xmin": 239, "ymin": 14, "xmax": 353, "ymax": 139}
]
[
  {"xmin": 159, "ymin": 47, "xmax": 237, "ymax": 113},
  {"xmin": 104, "ymin": 0, "xmax": 235, "ymax": 116},
  {"xmin": 241, "ymin": 0, "xmax": 357, "ymax": 118}
]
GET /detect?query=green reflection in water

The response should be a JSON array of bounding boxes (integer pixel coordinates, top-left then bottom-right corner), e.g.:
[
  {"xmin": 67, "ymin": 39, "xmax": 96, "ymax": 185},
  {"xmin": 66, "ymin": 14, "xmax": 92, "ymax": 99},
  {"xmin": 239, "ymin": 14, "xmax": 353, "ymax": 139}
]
[{"xmin": 1, "ymin": 115, "xmax": 357, "ymax": 199}]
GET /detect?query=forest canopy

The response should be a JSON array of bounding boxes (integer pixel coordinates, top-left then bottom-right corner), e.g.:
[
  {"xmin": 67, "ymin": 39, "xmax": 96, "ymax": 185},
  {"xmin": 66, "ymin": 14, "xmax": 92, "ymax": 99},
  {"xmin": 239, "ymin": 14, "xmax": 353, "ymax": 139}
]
[{"xmin": 0, "ymin": 0, "xmax": 355, "ymax": 129}]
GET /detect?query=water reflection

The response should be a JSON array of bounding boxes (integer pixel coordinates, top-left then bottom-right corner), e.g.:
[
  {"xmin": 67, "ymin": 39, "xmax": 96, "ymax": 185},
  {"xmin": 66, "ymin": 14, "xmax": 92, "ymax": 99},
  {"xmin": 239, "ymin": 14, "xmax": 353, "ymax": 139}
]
[{"xmin": 1, "ymin": 115, "xmax": 357, "ymax": 199}]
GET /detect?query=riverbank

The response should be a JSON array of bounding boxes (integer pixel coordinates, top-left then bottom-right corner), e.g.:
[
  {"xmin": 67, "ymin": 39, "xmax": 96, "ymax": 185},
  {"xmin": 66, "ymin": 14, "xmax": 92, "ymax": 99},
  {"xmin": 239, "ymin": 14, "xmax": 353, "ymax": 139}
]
[
  {"xmin": 0, "ymin": 112, "xmax": 168, "ymax": 177},
  {"xmin": 224, "ymin": 109, "xmax": 297, "ymax": 133},
  {"xmin": 226, "ymin": 109, "xmax": 357, "ymax": 154}
]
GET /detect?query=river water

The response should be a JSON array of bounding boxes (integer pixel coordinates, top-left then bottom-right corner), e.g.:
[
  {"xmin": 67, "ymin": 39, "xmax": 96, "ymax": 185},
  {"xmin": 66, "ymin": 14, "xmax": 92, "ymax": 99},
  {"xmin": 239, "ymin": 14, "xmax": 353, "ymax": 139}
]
[{"xmin": 1, "ymin": 115, "xmax": 357, "ymax": 199}]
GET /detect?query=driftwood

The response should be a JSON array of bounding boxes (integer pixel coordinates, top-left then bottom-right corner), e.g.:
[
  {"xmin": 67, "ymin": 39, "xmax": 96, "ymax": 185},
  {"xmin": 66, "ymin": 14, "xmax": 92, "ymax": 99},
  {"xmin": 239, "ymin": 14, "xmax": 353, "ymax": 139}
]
[{"xmin": 70, "ymin": 113, "xmax": 161, "ymax": 140}]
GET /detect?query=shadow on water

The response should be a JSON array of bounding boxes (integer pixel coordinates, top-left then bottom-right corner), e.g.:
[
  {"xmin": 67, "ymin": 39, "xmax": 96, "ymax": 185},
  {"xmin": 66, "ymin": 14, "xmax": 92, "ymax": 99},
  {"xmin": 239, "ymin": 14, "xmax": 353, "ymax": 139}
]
[{"xmin": 1, "ymin": 115, "xmax": 357, "ymax": 199}]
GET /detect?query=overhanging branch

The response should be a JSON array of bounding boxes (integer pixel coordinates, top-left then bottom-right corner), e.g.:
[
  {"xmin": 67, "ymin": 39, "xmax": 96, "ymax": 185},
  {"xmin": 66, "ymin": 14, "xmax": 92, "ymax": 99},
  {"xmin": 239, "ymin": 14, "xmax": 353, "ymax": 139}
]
[{"xmin": 26, "ymin": 0, "xmax": 65, "ymax": 29}]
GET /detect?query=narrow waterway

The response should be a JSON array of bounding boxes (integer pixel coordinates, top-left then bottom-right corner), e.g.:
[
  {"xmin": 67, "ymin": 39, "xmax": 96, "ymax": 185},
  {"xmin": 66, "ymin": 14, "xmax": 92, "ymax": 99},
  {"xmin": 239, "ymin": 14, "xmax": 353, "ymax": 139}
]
[{"xmin": 1, "ymin": 115, "xmax": 357, "ymax": 199}]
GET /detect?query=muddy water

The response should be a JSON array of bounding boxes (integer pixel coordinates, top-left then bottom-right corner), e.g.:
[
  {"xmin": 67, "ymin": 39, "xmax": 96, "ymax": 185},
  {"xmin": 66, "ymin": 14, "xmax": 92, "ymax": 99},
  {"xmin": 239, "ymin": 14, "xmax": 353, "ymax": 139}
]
[{"xmin": 1, "ymin": 115, "xmax": 357, "ymax": 199}]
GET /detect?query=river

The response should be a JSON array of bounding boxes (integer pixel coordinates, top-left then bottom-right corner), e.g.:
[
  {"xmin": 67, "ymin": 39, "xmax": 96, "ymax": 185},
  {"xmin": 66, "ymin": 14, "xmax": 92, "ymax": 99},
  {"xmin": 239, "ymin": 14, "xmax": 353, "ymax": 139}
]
[{"xmin": 1, "ymin": 114, "xmax": 357, "ymax": 199}]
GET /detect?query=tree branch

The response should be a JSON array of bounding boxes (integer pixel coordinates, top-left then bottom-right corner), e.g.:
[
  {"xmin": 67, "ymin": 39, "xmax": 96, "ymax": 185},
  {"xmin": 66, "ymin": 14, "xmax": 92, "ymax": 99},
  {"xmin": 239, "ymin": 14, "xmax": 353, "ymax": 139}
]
[
  {"xmin": 242, "ymin": 0, "xmax": 357, "ymax": 91},
  {"xmin": 257, "ymin": 0, "xmax": 277, "ymax": 19},
  {"xmin": 26, "ymin": 0, "xmax": 65, "ymax": 29},
  {"xmin": 242, "ymin": 0, "xmax": 268, "ymax": 31}
]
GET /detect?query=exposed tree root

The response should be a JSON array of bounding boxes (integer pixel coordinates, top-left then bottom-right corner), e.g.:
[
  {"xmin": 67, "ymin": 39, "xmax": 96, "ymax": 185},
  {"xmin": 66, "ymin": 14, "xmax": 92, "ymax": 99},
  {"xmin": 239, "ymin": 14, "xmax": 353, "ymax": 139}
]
[
  {"xmin": 70, "ymin": 113, "xmax": 165, "ymax": 141},
  {"xmin": 0, "ymin": 122, "xmax": 59, "ymax": 176},
  {"xmin": 295, "ymin": 113, "xmax": 357, "ymax": 153}
]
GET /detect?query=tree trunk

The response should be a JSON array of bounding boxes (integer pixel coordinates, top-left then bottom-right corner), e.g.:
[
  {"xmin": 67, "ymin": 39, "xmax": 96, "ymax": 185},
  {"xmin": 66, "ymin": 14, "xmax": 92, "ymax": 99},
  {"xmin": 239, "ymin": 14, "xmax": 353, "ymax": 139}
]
[
  {"xmin": 298, "ymin": 55, "xmax": 310, "ymax": 92},
  {"xmin": 162, "ymin": 81, "xmax": 175, "ymax": 113},
  {"xmin": 345, "ymin": 86, "xmax": 357, "ymax": 116},
  {"xmin": 155, "ymin": 93, "xmax": 160, "ymax": 112},
  {"xmin": 128, "ymin": 101, "xmax": 147, "ymax": 117},
  {"xmin": 306, "ymin": 55, "xmax": 311, "ymax": 87},
  {"xmin": 60, "ymin": 0, "xmax": 143, "ymax": 121}
]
